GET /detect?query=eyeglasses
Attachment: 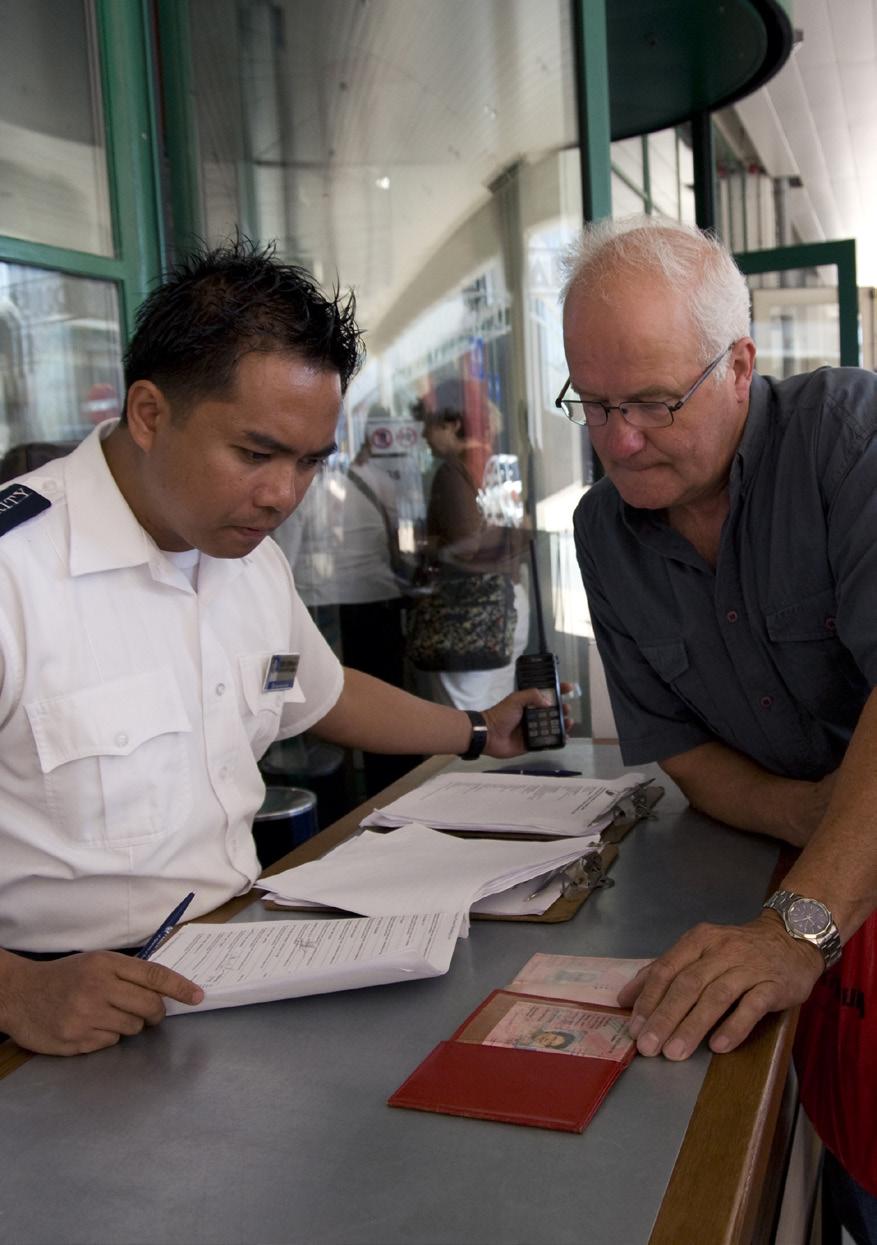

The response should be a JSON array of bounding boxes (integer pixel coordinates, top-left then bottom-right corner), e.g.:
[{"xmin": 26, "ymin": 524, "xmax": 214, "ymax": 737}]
[{"xmin": 555, "ymin": 344, "xmax": 734, "ymax": 430}]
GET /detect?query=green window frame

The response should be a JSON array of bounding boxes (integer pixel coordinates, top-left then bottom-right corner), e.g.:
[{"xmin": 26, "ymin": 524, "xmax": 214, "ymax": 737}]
[
  {"xmin": 0, "ymin": 0, "xmax": 164, "ymax": 342},
  {"xmin": 735, "ymin": 239, "xmax": 860, "ymax": 368}
]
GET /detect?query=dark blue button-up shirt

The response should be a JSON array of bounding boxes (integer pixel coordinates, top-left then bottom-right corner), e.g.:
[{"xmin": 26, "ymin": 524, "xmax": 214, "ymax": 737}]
[{"xmin": 574, "ymin": 368, "xmax": 877, "ymax": 779}]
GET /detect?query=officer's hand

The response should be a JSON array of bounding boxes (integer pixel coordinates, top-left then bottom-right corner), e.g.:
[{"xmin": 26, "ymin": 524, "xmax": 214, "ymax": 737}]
[
  {"xmin": 0, "ymin": 950, "xmax": 204, "ymax": 1056},
  {"xmin": 483, "ymin": 683, "xmax": 575, "ymax": 757},
  {"xmin": 616, "ymin": 912, "xmax": 824, "ymax": 1060}
]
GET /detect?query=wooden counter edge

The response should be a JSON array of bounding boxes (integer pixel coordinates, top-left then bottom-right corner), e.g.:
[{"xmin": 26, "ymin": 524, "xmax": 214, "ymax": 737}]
[
  {"xmin": 650, "ymin": 842, "xmax": 801, "ymax": 1245},
  {"xmin": 648, "ymin": 1001, "xmax": 798, "ymax": 1245}
]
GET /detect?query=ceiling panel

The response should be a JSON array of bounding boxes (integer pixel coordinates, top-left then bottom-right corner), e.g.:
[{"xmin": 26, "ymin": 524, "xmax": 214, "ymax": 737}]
[{"xmin": 732, "ymin": 0, "xmax": 877, "ymax": 282}]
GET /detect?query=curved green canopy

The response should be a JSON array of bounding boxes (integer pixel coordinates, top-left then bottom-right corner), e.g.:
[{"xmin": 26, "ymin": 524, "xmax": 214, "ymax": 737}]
[{"xmin": 608, "ymin": 0, "xmax": 793, "ymax": 139}]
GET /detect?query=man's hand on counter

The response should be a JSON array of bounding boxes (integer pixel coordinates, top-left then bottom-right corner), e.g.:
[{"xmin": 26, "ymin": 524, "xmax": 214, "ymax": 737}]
[
  {"xmin": 0, "ymin": 949, "xmax": 203, "ymax": 1055},
  {"xmin": 616, "ymin": 913, "xmax": 824, "ymax": 1060}
]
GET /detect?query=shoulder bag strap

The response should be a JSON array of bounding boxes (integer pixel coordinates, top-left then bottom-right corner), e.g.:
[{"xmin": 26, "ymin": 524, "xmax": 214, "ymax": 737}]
[{"xmin": 347, "ymin": 467, "xmax": 404, "ymax": 575}]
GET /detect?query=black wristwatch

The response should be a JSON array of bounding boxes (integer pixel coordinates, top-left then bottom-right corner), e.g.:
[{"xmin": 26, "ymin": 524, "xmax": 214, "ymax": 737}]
[
  {"xmin": 763, "ymin": 890, "xmax": 842, "ymax": 969},
  {"xmin": 459, "ymin": 710, "xmax": 489, "ymax": 761}
]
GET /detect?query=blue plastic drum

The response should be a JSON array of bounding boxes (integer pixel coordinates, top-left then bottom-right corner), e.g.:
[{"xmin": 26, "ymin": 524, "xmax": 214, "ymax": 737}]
[{"xmin": 252, "ymin": 785, "xmax": 319, "ymax": 868}]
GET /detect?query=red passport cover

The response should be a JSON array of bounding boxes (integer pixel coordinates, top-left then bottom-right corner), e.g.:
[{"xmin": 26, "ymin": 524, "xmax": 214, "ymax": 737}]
[{"xmin": 388, "ymin": 990, "xmax": 635, "ymax": 1133}]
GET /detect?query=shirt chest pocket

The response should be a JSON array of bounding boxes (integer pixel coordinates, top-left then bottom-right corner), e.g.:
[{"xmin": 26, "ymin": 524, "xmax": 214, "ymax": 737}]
[
  {"xmin": 765, "ymin": 587, "xmax": 840, "ymax": 643},
  {"xmin": 765, "ymin": 586, "xmax": 866, "ymax": 714},
  {"xmin": 638, "ymin": 638, "xmax": 732, "ymax": 739},
  {"xmin": 26, "ymin": 668, "xmax": 193, "ymax": 847},
  {"xmin": 237, "ymin": 652, "xmax": 306, "ymax": 760}
]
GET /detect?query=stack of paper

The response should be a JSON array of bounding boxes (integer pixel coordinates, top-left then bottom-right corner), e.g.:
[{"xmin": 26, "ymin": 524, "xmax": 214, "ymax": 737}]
[
  {"xmin": 257, "ymin": 823, "xmax": 604, "ymax": 921},
  {"xmin": 153, "ymin": 911, "xmax": 466, "ymax": 1014},
  {"xmin": 360, "ymin": 770, "xmax": 648, "ymax": 838}
]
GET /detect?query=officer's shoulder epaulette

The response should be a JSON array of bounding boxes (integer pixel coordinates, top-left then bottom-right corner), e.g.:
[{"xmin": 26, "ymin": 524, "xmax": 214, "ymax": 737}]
[{"xmin": 0, "ymin": 482, "xmax": 52, "ymax": 537}]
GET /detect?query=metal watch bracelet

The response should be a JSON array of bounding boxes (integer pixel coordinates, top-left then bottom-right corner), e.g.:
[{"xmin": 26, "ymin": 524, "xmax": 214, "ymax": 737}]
[{"xmin": 763, "ymin": 889, "xmax": 842, "ymax": 969}]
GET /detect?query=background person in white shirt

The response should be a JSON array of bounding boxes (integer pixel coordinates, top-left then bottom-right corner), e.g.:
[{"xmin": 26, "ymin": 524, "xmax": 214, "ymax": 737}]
[
  {"xmin": 0, "ymin": 240, "xmax": 557, "ymax": 1056},
  {"xmin": 276, "ymin": 415, "xmax": 414, "ymax": 794}
]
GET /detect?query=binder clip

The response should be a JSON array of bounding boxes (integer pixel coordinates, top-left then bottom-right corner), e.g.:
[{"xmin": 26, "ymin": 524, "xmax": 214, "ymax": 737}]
[
  {"xmin": 560, "ymin": 852, "xmax": 614, "ymax": 896},
  {"xmin": 611, "ymin": 784, "xmax": 658, "ymax": 824}
]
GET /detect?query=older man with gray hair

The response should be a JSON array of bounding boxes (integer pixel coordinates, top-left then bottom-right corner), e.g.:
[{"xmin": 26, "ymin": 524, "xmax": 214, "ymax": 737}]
[{"xmin": 562, "ymin": 215, "xmax": 877, "ymax": 1238}]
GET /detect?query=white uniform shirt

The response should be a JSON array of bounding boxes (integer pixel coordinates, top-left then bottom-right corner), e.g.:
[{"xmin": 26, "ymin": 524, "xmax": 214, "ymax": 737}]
[{"xmin": 0, "ymin": 423, "xmax": 343, "ymax": 952}]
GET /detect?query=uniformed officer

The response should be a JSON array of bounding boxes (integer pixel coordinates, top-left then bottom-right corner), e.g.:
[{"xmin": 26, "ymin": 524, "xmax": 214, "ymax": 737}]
[{"xmin": 0, "ymin": 241, "xmax": 556, "ymax": 1055}]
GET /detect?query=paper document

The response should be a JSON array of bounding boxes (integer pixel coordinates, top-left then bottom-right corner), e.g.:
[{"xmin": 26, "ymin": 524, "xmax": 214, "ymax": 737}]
[
  {"xmin": 506, "ymin": 953, "xmax": 652, "ymax": 1007},
  {"xmin": 258, "ymin": 823, "xmax": 602, "ymax": 920},
  {"xmin": 152, "ymin": 911, "xmax": 465, "ymax": 1014},
  {"xmin": 360, "ymin": 770, "xmax": 648, "ymax": 837},
  {"xmin": 470, "ymin": 875, "xmax": 568, "ymax": 917}
]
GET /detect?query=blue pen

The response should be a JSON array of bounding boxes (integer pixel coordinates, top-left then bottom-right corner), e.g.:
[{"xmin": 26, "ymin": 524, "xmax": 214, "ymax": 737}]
[
  {"xmin": 491, "ymin": 765, "xmax": 582, "ymax": 778},
  {"xmin": 136, "ymin": 891, "xmax": 196, "ymax": 960}
]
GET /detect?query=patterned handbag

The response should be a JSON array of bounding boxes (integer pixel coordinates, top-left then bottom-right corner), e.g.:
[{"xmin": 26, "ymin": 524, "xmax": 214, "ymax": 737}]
[{"xmin": 406, "ymin": 571, "xmax": 516, "ymax": 672}]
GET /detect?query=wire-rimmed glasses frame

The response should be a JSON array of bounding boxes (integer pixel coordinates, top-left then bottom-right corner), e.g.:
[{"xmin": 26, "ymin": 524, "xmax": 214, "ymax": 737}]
[{"xmin": 555, "ymin": 343, "xmax": 735, "ymax": 430}]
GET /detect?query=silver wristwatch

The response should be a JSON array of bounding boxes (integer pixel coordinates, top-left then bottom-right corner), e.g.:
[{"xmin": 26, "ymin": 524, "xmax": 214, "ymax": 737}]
[{"xmin": 763, "ymin": 890, "xmax": 842, "ymax": 969}]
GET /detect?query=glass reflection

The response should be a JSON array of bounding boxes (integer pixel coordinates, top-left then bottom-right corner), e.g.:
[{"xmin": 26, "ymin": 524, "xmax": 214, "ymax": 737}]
[
  {"xmin": 0, "ymin": 262, "xmax": 122, "ymax": 454},
  {"xmin": 0, "ymin": 0, "xmax": 113, "ymax": 255},
  {"xmin": 750, "ymin": 275, "xmax": 841, "ymax": 378},
  {"xmin": 188, "ymin": 0, "xmax": 701, "ymax": 750}
]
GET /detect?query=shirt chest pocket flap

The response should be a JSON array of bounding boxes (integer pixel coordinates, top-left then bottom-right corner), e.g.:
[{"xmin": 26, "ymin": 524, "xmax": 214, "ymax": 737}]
[
  {"xmin": 26, "ymin": 667, "xmax": 193, "ymax": 846},
  {"xmin": 238, "ymin": 652, "xmax": 305, "ymax": 756},
  {"xmin": 639, "ymin": 640, "xmax": 690, "ymax": 683},
  {"xmin": 765, "ymin": 586, "xmax": 838, "ymax": 642},
  {"xmin": 764, "ymin": 586, "xmax": 858, "ymax": 712},
  {"xmin": 637, "ymin": 638, "xmax": 730, "ymax": 738}
]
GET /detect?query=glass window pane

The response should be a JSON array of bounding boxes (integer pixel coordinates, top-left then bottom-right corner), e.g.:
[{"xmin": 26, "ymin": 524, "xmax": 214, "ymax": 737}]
[
  {"xmin": 648, "ymin": 127, "xmax": 682, "ymax": 219},
  {"xmin": 749, "ymin": 271, "xmax": 841, "ymax": 377},
  {"xmin": 0, "ymin": 0, "xmax": 113, "ymax": 256},
  {"xmin": 0, "ymin": 262, "xmax": 123, "ymax": 452},
  {"xmin": 189, "ymin": 0, "xmax": 597, "ymax": 736},
  {"xmin": 612, "ymin": 171, "xmax": 646, "ymax": 218},
  {"xmin": 676, "ymin": 130, "xmax": 696, "ymax": 225},
  {"xmin": 611, "ymin": 137, "xmax": 643, "ymax": 188},
  {"xmin": 609, "ymin": 128, "xmax": 695, "ymax": 225}
]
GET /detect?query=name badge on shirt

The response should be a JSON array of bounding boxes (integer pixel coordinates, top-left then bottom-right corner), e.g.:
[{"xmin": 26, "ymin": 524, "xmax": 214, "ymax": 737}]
[{"xmin": 263, "ymin": 653, "xmax": 300, "ymax": 692}]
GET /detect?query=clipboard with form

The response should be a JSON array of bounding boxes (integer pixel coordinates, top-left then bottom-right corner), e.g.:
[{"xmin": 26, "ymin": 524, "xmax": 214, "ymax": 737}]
[
  {"xmin": 258, "ymin": 771, "xmax": 663, "ymax": 924},
  {"xmin": 359, "ymin": 769, "xmax": 652, "ymax": 837}
]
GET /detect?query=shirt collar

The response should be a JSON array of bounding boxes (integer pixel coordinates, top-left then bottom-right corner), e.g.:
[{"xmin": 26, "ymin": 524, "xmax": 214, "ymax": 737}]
[
  {"xmin": 731, "ymin": 371, "xmax": 771, "ymax": 493},
  {"xmin": 66, "ymin": 422, "xmax": 154, "ymax": 576},
  {"xmin": 619, "ymin": 501, "xmax": 703, "ymax": 567},
  {"xmin": 65, "ymin": 421, "xmax": 247, "ymax": 595}
]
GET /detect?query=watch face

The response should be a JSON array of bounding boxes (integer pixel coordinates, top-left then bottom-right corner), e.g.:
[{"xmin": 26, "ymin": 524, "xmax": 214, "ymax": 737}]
[{"xmin": 787, "ymin": 898, "xmax": 830, "ymax": 936}]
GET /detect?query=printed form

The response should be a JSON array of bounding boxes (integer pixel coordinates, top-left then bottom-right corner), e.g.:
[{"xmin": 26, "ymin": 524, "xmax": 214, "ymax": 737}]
[
  {"xmin": 153, "ymin": 911, "xmax": 465, "ymax": 1015},
  {"xmin": 258, "ymin": 824, "xmax": 602, "ymax": 919},
  {"xmin": 361, "ymin": 770, "xmax": 648, "ymax": 836}
]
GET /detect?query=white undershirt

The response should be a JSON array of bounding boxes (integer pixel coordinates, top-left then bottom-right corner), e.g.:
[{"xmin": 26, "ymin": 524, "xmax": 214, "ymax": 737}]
[{"xmin": 163, "ymin": 546, "xmax": 201, "ymax": 589}]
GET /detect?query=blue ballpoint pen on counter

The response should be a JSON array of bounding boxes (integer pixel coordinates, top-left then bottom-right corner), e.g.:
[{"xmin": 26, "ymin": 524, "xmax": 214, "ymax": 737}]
[{"xmin": 136, "ymin": 891, "xmax": 196, "ymax": 960}]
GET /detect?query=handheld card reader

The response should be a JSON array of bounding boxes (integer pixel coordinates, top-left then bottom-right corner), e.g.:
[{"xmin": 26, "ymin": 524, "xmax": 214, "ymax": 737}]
[{"xmin": 515, "ymin": 652, "xmax": 566, "ymax": 751}]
